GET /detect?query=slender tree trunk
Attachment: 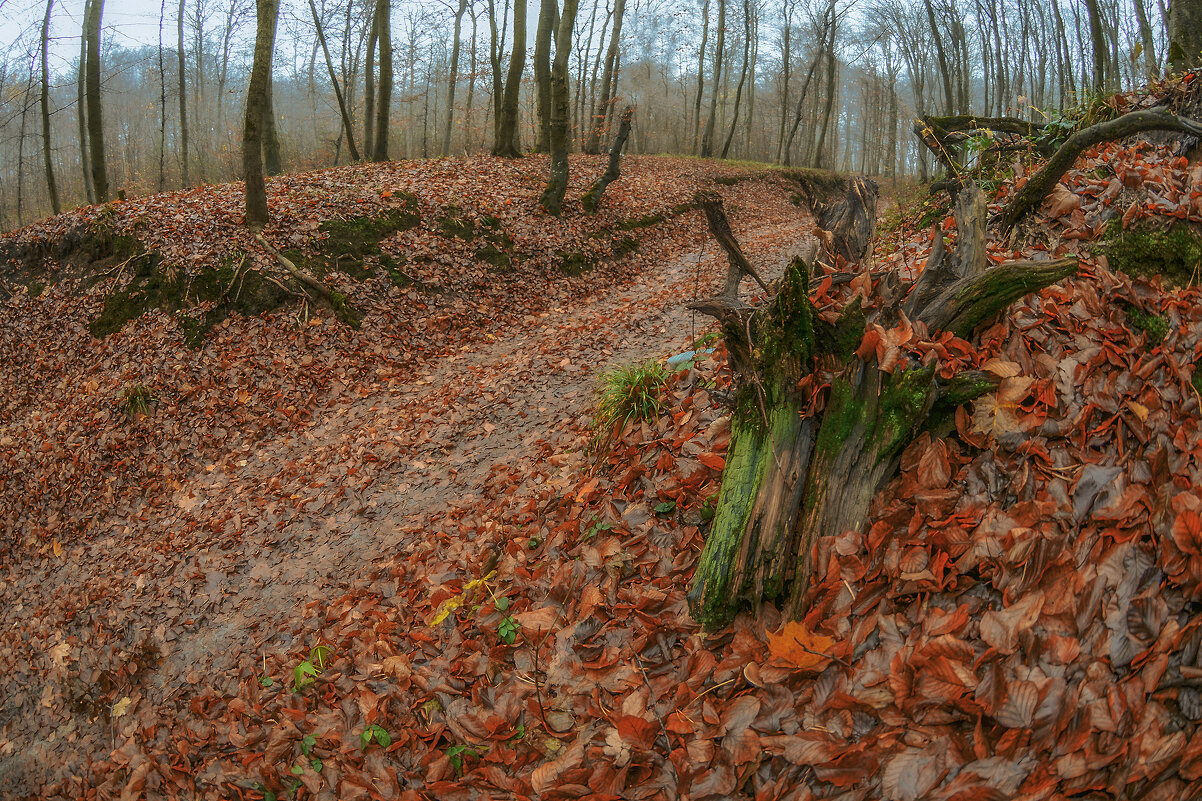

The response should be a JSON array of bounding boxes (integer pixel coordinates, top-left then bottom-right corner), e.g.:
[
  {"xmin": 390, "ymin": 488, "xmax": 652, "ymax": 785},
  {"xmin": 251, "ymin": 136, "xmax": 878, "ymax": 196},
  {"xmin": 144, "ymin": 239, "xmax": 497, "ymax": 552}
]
[
  {"xmin": 812, "ymin": 22, "xmax": 837, "ymax": 167},
  {"xmin": 1083, "ymin": 0, "xmax": 1108, "ymax": 90},
  {"xmin": 40, "ymin": 0, "xmax": 61, "ymax": 215},
  {"xmin": 158, "ymin": 0, "xmax": 167, "ymax": 191},
  {"xmin": 775, "ymin": 21, "xmax": 790, "ymax": 164},
  {"xmin": 178, "ymin": 0, "xmax": 190, "ymax": 185},
  {"xmin": 584, "ymin": 0, "xmax": 624, "ymax": 154},
  {"xmin": 539, "ymin": 0, "xmax": 580, "ymax": 214},
  {"xmin": 700, "ymin": 0, "xmax": 725, "ymax": 157},
  {"xmin": 692, "ymin": 0, "xmax": 710, "ymax": 153},
  {"xmin": 85, "ymin": 0, "xmax": 109, "ymax": 201},
  {"xmin": 493, "ymin": 0, "xmax": 526, "ymax": 156},
  {"xmin": 465, "ymin": 7, "xmax": 478, "ymax": 150},
  {"xmin": 364, "ymin": 7, "xmax": 377, "ymax": 160},
  {"xmin": 78, "ymin": 2, "xmax": 95, "ymax": 205},
  {"xmin": 923, "ymin": 0, "xmax": 955, "ymax": 114},
  {"xmin": 1132, "ymin": 0, "xmax": 1158, "ymax": 79},
  {"xmin": 373, "ymin": 0, "xmax": 393, "ymax": 160},
  {"xmin": 442, "ymin": 0, "xmax": 469, "ymax": 156},
  {"xmin": 310, "ymin": 0, "xmax": 360, "ymax": 161},
  {"xmin": 582, "ymin": 105, "xmax": 632, "ymax": 212},
  {"xmin": 719, "ymin": 0, "xmax": 751, "ymax": 159},
  {"xmin": 244, "ymin": 0, "xmax": 279, "ymax": 229},
  {"xmin": 533, "ymin": 0, "xmax": 557, "ymax": 152}
]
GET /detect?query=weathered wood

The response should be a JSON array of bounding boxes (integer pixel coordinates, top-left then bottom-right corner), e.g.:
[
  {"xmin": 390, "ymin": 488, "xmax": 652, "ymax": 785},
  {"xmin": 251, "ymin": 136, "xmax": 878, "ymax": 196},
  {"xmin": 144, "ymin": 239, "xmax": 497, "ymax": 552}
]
[
  {"xmin": 810, "ymin": 176, "xmax": 878, "ymax": 268},
  {"xmin": 999, "ymin": 107, "xmax": 1202, "ymax": 233},
  {"xmin": 696, "ymin": 192, "xmax": 770, "ymax": 299},
  {"xmin": 687, "ymin": 178, "xmax": 1078, "ymax": 630},
  {"xmin": 582, "ymin": 106, "xmax": 634, "ymax": 213}
]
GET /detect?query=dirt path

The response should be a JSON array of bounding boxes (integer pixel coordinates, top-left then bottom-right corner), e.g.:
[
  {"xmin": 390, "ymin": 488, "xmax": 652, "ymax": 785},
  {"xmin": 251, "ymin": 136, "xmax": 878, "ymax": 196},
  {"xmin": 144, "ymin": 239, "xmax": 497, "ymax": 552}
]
[{"xmin": 0, "ymin": 187, "xmax": 812, "ymax": 793}]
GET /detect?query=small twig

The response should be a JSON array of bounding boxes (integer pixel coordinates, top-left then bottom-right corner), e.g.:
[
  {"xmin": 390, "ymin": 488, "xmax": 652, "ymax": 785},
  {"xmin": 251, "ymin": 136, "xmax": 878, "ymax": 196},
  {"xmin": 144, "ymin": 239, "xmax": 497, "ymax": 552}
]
[
  {"xmin": 689, "ymin": 677, "xmax": 737, "ymax": 706},
  {"xmin": 631, "ymin": 648, "xmax": 676, "ymax": 776},
  {"xmin": 793, "ymin": 636, "xmax": 850, "ymax": 668}
]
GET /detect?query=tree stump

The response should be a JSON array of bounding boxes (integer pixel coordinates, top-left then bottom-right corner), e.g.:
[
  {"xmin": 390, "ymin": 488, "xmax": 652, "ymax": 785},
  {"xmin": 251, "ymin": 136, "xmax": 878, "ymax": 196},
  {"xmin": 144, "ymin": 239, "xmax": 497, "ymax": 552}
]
[{"xmin": 687, "ymin": 181, "xmax": 1077, "ymax": 629}]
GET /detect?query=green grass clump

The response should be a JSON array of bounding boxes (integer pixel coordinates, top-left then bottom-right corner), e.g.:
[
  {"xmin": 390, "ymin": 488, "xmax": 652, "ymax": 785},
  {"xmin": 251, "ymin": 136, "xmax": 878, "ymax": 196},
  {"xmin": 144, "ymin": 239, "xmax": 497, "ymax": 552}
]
[
  {"xmin": 119, "ymin": 382, "xmax": 156, "ymax": 418},
  {"xmin": 590, "ymin": 360, "xmax": 671, "ymax": 452}
]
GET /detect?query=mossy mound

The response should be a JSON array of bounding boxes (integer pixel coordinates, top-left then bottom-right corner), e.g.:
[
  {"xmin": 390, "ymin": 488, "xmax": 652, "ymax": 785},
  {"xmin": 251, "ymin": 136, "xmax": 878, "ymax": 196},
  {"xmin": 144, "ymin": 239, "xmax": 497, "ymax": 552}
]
[
  {"xmin": 282, "ymin": 196, "xmax": 420, "ymax": 280},
  {"xmin": 1096, "ymin": 222, "xmax": 1202, "ymax": 286},
  {"xmin": 91, "ymin": 248, "xmax": 295, "ymax": 346}
]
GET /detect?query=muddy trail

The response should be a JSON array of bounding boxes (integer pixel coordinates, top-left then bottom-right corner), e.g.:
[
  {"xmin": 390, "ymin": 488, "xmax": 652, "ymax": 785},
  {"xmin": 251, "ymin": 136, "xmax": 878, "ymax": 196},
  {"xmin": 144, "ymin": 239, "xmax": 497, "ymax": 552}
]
[{"xmin": 0, "ymin": 170, "xmax": 815, "ymax": 793}]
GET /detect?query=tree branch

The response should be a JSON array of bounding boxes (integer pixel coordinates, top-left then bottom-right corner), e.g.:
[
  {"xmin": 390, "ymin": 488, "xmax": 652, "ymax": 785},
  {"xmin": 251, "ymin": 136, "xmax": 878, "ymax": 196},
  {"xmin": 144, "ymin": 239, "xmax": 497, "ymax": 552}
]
[{"xmin": 999, "ymin": 107, "xmax": 1202, "ymax": 233}]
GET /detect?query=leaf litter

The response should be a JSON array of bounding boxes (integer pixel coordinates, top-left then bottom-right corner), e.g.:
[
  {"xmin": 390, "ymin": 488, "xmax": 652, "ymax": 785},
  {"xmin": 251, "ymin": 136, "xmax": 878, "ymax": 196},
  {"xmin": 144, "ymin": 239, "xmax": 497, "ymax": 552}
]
[{"xmin": 0, "ymin": 126, "xmax": 1201, "ymax": 800}]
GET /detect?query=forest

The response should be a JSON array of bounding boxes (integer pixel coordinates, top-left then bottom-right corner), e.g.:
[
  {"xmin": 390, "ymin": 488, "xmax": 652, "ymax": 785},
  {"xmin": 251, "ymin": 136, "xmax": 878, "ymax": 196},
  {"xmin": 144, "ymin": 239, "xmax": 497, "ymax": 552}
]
[
  {"xmin": 1, "ymin": 0, "xmax": 1202, "ymax": 799},
  {"xmin": 0, "ymin": 0, "xmax": 1196, "ymax": 228}
]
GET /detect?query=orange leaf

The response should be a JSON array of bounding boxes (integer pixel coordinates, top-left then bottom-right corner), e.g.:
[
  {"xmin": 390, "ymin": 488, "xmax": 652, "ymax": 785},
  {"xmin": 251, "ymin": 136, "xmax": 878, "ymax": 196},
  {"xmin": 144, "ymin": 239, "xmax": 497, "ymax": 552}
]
[
  {"xmin": 697, "ymin": 453, "xmax": 726, "ymax": 471},
  {"xmin": 767, "ymin": 621, "xmax": 836, "ymax": 669}
]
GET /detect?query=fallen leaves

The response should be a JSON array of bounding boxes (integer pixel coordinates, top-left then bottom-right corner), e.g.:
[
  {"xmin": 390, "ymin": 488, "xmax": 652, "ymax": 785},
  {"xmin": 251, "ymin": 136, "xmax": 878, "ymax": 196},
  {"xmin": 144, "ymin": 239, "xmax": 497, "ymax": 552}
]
[{"xmin": 766, "ymin": 620, "xmax": 837, "ymax": 670}]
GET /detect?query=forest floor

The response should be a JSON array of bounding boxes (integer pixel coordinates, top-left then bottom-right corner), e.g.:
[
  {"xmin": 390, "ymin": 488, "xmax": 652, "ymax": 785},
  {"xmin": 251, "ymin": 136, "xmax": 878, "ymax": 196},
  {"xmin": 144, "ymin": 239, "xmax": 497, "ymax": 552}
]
[{"xmin": 2, "ymin": 120, "xmax": 1202, "ymax": 801}]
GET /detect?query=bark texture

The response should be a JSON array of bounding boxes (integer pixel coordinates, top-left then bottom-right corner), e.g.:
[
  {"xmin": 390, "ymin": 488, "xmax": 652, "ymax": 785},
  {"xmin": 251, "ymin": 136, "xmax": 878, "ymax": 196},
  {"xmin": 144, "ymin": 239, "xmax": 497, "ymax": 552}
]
[
  {"xmin": 84, "ymin": 0, "xmax": 109, "ymax": 202},
  {"xmin": 538, "ymin": 0, "xmax": 579, "ymax": 215}
]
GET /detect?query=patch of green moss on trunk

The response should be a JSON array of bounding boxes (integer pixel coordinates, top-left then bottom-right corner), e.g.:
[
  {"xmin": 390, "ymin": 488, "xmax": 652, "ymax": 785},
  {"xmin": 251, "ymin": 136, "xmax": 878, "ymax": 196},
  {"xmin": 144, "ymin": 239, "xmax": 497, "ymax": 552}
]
[{"xmin": 1096, "ymin": 223, "xmax": 1202, "ymax": 286}]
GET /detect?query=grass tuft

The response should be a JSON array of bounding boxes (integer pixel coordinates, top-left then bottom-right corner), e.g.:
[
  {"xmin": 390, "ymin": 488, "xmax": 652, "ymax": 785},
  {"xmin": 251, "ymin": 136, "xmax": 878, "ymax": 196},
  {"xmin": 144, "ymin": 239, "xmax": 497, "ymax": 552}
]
[
  {"xmin": 119, "ymin": 382, "xmax": 156, "ymax": 418},
  {"xmin": 590, "ymin": 359, "xmax": 671, "ymax": 453}
]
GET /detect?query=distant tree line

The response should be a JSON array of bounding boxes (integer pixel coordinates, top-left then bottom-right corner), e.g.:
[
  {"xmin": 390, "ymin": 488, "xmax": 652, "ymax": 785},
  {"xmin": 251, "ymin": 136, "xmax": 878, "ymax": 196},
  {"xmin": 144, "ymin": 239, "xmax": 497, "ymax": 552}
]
[{"xmin": 0, "ymin": 0, "xmax": 1197, "ymax": 229}]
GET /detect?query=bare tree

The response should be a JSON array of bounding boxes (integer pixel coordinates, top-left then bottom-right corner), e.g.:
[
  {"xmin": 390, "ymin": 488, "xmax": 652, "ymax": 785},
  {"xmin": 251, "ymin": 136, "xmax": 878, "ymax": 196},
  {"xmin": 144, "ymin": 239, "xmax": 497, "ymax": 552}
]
[
  {"xmin": 539, "ymin": 0, "xmax": 580, "ymax": 214},
  {"xmin": 442, "ymin": 0, "xmax": 470, "ymax": 155},
  {"xmin": 178, "ymin": 0, "xmax": 190, "ymax": 184},
  {"xmin": 244, "ymin": 0, "xmax": 279, "ymax": 228},
  {"xmin": 373, "ymin": 0, "xmax": 393, "ymax": 160},
  {"xmin": 84, "ymin": 0, "xmax": 109, "ymax": 201},
  {"xmin": 40, "ymin": 0, "xmax": 60, "ymax": 215},
  {"xmin": 492, "ymin": 0, "xmax": 525, "ymax": 156}
]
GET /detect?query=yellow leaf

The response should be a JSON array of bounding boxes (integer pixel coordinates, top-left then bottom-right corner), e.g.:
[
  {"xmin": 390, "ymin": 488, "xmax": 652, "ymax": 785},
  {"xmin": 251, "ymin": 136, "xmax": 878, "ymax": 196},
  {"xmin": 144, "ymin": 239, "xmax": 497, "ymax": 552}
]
[
  {"xmin": 767, "ymin": 621, "xmax": 837, "ymax": 670},
  {"xmin": 52, "ymin": 540, "xmax": 62, "ymax": 558},
  {"xmin": 111, "ymin": 696, "xmax": 132, "ymax": 718},
  {"xmin": 429, "ymin": 593, "xmax": 464, "ymax": 626},
  {"xmin": 1127, "ymin": 400, "xmax": 1149, "ymax": 421}
]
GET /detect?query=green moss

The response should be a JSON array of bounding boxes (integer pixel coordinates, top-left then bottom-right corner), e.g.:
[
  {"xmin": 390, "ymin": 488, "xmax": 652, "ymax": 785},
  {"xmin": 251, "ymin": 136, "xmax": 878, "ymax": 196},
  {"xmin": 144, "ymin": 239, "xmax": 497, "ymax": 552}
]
[
  {"xmin": 1096, "ymin": 223, "xmax": 1202, "ymax": 286},
  {"xmin": 618, "ymin": 214, "xmax": 665, "ymax": 231},
  {"xmin": 713, "ymin": 175, "xmax": 748, "ymax": 186},
  {"xmin": 329, "ymin": 291, "xmax": 362, "ymax": 329},
  {"xmin": 813, "ymin": 378, "xmax": 862, "ymax": 461},
  {"xmin": 475, "ymin": 244, "xmax": 513, "ymax": 271},
  {"xmin": 759, "ymin": 258, "xmax": 816, "ymax": 392},
  {"xmin": 1192, "ymin": 364, "xmax": 1202, "ymax": 397},
  {"xmin": 559, "ymin": 251, "xmax": 593, "ymax": 276},
  {"xmin": 613, "ymin": 236, "xmax": 639, "ymax": 257},
  {"xmin": 440, "ymin": 206, "xmax": 477, "ymax": 241},
  {"xmin": 27, "ymin": 281, "xmax": 44, "ymax": 298},
  {"xmin": 946, "ymin": 260, "xmax": 1078, "ymax": 338},
  {"xmin": 288, "ymin": 201, "xmax": 421, "ymax": 280},
  {"xmin": 1125, "ymin": 305, "xmax": 1171, "ymax": 345},
  {"xmin": 873, "ymin": 363, "xmax": 937, "ymax": 460}
]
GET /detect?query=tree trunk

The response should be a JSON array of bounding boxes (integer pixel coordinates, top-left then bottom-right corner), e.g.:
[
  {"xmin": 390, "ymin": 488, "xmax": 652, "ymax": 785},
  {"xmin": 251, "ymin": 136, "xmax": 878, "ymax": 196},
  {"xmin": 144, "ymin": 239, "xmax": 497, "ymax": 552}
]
[
  {"xmin": 584, "ymin": 0, "xmax": 624, "ymax": 154},
  {"xmin": 1133, "ymin": 0, "xmax": 1159, "ymax": 79},
  {"xmin": 533, "ymin": 0, "xmax": 557, "ymax": 153},
  {"xmin": 178, "ymin": 0, "xmax": 190, "ymax": 185},
  {"xmin": 692, "ymin": 0, "xmax": 710, "ymax": 153},
  {"xmin": 40, "ymin": 0, "xmax": 61, "ymax": 216},
  {"xmin": 582, "ymin": 105, "xmax": 633, "ymax": 212},
  {"xmin": 373, "ymin": 0, "xmax": 393, "ymax": 161},
  {"xmin": 699, "ymin": 0, "xmax": 725, "ymax": 158},
  {"xmin": 78, "ymin": 0, "xmax": 95, "ymax": 205},
  {"xmin": 442, "ymin": 0, "xmax": 469, "ymax": 156},
  {"xmin": 364, "ymin": 6, "xmax": 377, "ymax": 160},
  {"xmin": 1168, "ymin": 0, "xmax": 1201, "ymax": 73},
  {"xmin": 310, "ymin": 0, "xmax": 360, "ymax": 161},
  {"xmin": 493, "ymin": 0, "xmax": 526, "ymax": 156},
  {"xmin": 243, "ymin": 0, "xmax": 278, "ymax": 230},
  {"xmin": 263, "ymin": 76, "xmax": 283, "ymax": 176},
  {"xmin": 539, "ymin": 0, "xmax": 580, "ymax": 215},
  {"xmin": 158, "ymin": 0, "xmax": 167, "ymax": 191},
  {"xmin": 1083, "ymin": 0, "xmax": 1108, "ymax": 90},
  {"xmin": 85, "ymin": 0, "xmax": 109, "ymax": 202},
  {"xmin": 719, "ymin": 0, "xmax": 751, "ymax": 160},
  {"xmin": 687, "ymin": 183, "xmax": 1078, "ymax": 629}
]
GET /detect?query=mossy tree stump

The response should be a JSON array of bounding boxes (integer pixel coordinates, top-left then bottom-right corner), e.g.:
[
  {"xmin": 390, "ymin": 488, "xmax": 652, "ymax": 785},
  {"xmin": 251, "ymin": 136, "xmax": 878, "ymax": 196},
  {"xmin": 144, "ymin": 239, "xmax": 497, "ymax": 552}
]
[{"xmin": 687, "ymin": 182, "xmax": 1077, "ymax": 629}]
